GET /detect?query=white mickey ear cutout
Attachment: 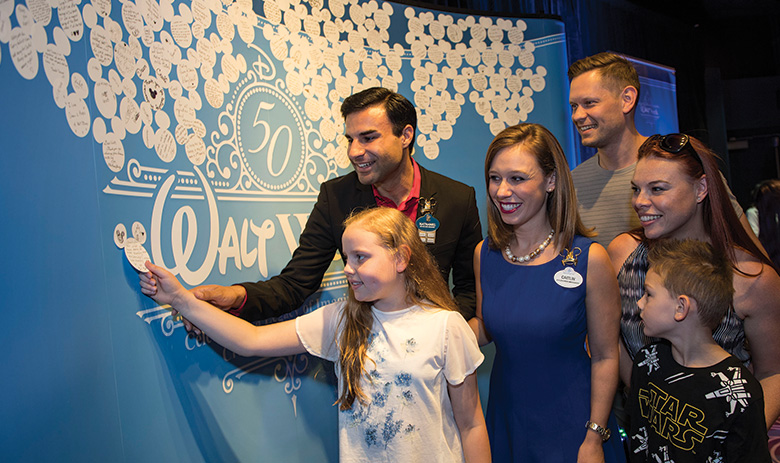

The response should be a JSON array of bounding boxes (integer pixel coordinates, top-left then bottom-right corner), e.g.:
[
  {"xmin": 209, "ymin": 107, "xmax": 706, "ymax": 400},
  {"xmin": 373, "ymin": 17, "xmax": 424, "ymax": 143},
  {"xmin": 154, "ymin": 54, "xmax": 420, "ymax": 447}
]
[
  {"xmin": 124, "ymin": 237, "xmax": 151, "ymax": 272},
  {"xmin": 132, "ymin": 221, "xmax": 147, "ymax": 244},
  {"xmin": 114, "ymin": 223, "xmax": 127, "ymax": 248}
]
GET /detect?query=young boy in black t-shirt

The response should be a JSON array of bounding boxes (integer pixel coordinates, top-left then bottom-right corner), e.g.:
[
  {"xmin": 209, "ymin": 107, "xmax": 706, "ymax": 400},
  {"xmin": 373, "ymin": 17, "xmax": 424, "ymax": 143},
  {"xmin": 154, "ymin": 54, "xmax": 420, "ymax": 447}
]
[{"xmin": 627, "ymin": 239, "xmax": 770, "ymax": 462}]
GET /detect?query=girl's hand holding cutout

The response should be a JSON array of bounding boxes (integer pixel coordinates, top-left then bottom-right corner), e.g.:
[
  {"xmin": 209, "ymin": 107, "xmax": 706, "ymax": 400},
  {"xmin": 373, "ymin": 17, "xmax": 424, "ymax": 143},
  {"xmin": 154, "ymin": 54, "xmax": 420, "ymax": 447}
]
[{"xmin": 139, "ymin": 261, "xmax": 190, "ymax": 310}]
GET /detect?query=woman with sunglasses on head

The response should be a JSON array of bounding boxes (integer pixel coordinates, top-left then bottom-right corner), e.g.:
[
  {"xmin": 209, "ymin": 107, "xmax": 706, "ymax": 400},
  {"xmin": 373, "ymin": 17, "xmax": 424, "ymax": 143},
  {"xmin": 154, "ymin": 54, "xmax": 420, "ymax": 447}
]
[{"xmin": 608, "ymin": 133, "xmax": 780, "ymax": 428}]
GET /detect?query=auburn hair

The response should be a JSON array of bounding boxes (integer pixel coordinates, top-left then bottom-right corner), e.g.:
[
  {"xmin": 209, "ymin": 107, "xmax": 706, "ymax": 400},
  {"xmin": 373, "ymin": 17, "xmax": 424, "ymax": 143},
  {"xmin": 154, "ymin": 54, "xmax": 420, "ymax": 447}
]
[{"xmin": 637, "ymin": 135, "xmax": 774, "ymax": 272}]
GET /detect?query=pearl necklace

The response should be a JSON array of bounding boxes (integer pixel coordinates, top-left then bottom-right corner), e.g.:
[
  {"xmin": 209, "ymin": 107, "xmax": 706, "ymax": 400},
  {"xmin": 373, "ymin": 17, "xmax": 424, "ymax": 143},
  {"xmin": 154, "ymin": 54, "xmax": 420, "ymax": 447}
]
[{"xmin": 505, "ymin": 229, "xmax": 555, "ymax": 263}]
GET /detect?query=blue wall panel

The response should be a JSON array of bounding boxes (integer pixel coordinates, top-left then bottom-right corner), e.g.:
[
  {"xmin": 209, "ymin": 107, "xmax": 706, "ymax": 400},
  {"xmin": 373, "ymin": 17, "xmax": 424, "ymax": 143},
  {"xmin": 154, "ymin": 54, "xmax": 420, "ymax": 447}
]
[
  {"xmin": 0, "ymin": 59, "xmax": 123, "ymax": 461},
  {"xmin": 0, "ymin": 1, "xmax": 570, "ymax": 460}
]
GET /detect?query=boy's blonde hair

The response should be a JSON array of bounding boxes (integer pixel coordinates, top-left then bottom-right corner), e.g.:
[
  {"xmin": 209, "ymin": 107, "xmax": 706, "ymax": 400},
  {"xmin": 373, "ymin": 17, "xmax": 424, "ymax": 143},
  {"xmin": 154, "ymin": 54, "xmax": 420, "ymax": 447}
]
[
  {"xmin": 337, "ymin": 207, "xmax": 457, "ymax": 410},
  {"xmin": 647, "ymin": 239, "xmax": 734, "ymax": 330}
]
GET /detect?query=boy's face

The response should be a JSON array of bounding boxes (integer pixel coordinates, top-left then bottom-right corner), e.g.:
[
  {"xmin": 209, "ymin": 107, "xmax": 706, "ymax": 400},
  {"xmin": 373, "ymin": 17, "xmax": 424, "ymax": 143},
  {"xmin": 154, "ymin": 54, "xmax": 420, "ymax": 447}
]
[{"xmin": 637, "ymin": 269, "xmax": 678, "ymax": 338}]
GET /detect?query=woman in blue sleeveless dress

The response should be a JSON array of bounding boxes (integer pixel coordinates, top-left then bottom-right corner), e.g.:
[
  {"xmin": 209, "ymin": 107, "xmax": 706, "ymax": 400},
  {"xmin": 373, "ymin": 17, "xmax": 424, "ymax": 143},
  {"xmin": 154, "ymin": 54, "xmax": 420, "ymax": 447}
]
[{"xmin": 470, "ymin": 124, "xmax": 626, "ymax": 462}]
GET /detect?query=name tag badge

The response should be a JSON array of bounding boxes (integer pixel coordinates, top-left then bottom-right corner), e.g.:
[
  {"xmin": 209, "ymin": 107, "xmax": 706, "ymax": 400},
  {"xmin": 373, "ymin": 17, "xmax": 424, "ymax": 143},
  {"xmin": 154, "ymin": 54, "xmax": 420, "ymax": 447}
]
[
  {"xmin": 416, "ymin": 213, "xmax": 439, "ymax": 244},
  {"xmin": 554, "ymin": 267, "xmax": 583, "ymax": 288}
]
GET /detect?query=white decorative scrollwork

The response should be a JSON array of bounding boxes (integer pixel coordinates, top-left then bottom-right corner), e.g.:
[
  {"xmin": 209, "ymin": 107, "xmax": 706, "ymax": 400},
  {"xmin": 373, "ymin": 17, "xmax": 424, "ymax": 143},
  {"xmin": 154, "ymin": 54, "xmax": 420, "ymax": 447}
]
[
  {"xmin": 135, "ymin": 304, "xmax": 183, "ymax": 337},
  {"xmin": 221, "ymin": 353, "xmax": 309, "ymax": 398},
  {"xmin": 3, "ymin": 0, "xmax": 560, "ymax": 407}
]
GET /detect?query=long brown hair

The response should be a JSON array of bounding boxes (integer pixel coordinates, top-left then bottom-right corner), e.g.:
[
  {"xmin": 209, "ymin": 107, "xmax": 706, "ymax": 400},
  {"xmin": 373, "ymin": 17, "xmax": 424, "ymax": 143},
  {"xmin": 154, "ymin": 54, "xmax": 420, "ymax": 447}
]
[
  {"xmin": 337, "ymin": 207, "xmax": 457, "ymax": 410},
  {"xmin": 484, "ymin": 123, "xmax": 593, "ymax": 251},
  {"xmin": 637, "ymin": 135, "xmax": 774, "ymax": 271}
]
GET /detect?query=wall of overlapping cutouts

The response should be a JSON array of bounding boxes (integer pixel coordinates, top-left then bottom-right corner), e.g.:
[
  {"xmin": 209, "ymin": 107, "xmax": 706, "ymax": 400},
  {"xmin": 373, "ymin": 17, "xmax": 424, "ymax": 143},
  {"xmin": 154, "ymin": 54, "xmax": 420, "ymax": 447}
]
[{"xmin": 0, "ymin": 0, "xmax": 573, "ymax": 460}]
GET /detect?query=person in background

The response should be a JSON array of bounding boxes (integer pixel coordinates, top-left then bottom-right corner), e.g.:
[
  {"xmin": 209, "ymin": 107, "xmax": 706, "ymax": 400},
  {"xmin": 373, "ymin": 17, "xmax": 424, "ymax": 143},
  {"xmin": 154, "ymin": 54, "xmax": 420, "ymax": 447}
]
[
  {"xmin": 609, "ymin": 133, "xmax": 780, "ymax": 428},
  {"xmin": 141, "ymin": 207, "xmax": 490, "ymax": 463},
  {"xmin": 470, "ymin": 123, "xmax": 625, "ymax": 462},
  {"xmin": 182, "ymin": 87, "xmax": 482, "ymax": 329},
  {"xmin": 568, "ymin": 52, "xmax": 646, "ymax": 246},
  {"xmin": 627, "ymin": 239, "xmax": 770, "ymax": 462},
  {"xmin": 747, "ymin": 179, "xmax": 780, "ymax": 269}
]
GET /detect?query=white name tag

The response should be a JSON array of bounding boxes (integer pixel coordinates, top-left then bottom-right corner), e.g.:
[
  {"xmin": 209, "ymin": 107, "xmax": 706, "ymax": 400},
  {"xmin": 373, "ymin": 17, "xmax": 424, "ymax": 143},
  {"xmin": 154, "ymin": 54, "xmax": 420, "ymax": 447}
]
[{"xmin": 554, "ymin": 267, "xmax": 583, "ymax": 288}]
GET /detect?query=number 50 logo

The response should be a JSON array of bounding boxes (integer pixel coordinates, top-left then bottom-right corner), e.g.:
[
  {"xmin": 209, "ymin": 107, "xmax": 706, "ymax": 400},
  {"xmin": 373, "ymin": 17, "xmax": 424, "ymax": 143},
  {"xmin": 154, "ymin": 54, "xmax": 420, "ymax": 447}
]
[{"xmin": 236, "ymin": 85, "xmax": 307, "ymax": 191}]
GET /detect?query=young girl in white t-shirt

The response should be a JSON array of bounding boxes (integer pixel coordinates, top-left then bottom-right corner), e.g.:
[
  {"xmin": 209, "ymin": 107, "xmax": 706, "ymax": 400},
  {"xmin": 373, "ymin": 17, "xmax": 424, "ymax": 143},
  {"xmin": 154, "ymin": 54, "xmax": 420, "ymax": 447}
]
[{"xmin": 140, "ymin": 207, "xmax": 490, "ymax": 463}]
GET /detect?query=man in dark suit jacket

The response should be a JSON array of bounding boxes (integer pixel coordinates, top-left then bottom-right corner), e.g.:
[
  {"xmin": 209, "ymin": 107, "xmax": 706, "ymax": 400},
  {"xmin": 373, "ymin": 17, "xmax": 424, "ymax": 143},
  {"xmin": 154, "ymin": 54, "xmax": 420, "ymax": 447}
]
[{"xmin": 187, "ymin": 87, "xmax": 481, "ymax": 324}]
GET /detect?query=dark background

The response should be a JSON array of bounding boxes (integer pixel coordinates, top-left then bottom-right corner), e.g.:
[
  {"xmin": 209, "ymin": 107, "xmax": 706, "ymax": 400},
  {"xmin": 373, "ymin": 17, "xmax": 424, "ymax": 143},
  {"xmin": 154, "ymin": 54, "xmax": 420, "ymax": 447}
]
[{"xmin": 408, "ymin": 0, "xmax": 780, "ymax": 207}]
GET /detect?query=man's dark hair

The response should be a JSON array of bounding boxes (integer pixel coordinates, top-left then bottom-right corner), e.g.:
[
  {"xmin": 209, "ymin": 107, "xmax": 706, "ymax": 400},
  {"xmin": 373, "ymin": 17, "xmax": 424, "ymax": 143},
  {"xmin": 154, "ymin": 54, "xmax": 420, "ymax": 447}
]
[{"xmin": 341, "ymin": 87, "xmax": 417, "ymax": 141}]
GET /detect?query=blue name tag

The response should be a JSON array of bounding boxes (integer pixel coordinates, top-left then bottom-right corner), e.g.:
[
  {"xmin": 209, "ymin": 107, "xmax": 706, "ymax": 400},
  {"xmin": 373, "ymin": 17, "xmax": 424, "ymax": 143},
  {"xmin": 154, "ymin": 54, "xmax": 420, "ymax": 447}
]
[{"xmin": 416, "ymin": 213, "xmax": 439, "ymax": 244}]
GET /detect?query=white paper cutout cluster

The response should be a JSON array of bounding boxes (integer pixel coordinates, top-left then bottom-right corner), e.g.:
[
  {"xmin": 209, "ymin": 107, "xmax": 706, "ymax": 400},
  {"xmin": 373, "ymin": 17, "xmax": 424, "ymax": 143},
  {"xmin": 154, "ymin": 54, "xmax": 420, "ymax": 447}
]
[
  {"xmin": 404, "ymin": 10, "xmax": 549, "ymax": 156},
  {"xmin": 0, "ymin": 0, "xmax": 549, "ymax": 174}
]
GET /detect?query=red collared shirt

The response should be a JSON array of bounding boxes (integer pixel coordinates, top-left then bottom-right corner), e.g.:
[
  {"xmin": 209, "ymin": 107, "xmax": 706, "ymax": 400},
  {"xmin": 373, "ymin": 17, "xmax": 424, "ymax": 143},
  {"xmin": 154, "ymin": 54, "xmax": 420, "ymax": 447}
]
[{"xmin": 372, "ymin": 159, "xmax": 421, "ymax": 221}]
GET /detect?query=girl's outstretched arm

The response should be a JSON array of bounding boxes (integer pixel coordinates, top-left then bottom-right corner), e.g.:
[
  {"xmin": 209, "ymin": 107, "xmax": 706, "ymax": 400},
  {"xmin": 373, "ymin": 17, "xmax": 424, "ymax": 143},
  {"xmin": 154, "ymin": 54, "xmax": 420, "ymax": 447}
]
[
  {"xmin": 140, "ymin": 262, "xmax": 305, "ymax": 358},
  {"xmin": 449, "ymin": 372, "xmax": 491, "ymax": 463}
]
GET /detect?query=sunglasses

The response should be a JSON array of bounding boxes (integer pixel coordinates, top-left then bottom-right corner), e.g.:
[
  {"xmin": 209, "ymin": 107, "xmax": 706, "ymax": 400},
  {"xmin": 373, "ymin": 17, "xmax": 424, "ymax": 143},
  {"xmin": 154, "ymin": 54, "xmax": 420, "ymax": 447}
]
[
  {"xmin": 657, "ymin": 133, "xmax": 691, "ymax": 153},
  {"xmin": 642, "ymin": 133, "xmax": 702, "ymax": 163}
]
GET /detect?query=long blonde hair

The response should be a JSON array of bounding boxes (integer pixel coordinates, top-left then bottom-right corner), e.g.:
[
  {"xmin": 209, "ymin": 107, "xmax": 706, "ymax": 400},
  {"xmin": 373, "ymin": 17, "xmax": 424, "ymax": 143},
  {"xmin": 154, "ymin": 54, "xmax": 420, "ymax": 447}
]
[
  {"xmin": 484, "ymin": 123, "xmax": 593, "ymax": 251},
  {"xmin": 337, "ymin": 207, "xmax": 457, "ymax": 410}
]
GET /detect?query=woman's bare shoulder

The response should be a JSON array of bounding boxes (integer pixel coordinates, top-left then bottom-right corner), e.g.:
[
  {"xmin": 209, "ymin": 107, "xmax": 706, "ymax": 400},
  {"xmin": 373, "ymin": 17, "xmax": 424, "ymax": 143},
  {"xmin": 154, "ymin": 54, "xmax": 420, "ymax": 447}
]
[
  {"xmin": 732, "ymin": 247, "xmax": 780, "ymax": 318},
  {"xmin": 606, "ymin": 233, "xmax": 641, "ymax": 273}
]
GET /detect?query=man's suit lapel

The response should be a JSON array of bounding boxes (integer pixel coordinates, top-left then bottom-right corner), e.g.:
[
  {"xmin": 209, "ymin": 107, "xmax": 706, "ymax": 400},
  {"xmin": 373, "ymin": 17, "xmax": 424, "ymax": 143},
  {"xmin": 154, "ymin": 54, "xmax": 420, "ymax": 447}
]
[{"xmin": 352, "ymin": 172, "xmax": 376, "ymax": 208}]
